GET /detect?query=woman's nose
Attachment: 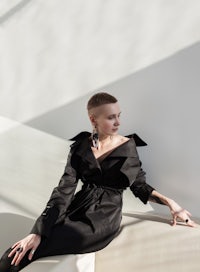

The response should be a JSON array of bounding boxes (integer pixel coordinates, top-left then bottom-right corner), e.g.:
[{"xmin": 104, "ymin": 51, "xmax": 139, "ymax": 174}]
[{"xmin": 114, "ymin": 117, "xmax": 120, "ymax": 126}]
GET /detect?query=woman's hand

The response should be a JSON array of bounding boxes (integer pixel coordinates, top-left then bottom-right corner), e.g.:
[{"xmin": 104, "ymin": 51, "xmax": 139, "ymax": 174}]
[
  {"xmin": 150, "ymin": 190, "xmax": 196, "ymax": 227},
  {"xmin": 168, "ymin": 199, "xmax": 196, "ymax": 227},
  {"xmin": 8, "ymin": 234, "xmax": 41, "ymax": 266}
]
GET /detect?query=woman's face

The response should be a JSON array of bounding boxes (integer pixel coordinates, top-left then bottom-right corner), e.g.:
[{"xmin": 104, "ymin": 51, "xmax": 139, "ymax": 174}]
[{"xmin": 90, "ymin": 102, "xmax": 121, "ymax": 137}]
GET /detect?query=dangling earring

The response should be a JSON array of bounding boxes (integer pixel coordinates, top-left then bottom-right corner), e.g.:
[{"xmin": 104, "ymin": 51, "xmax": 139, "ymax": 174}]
[{"xmin": 92, "ymin": 126, "xmax": 99, "ymax": 149}]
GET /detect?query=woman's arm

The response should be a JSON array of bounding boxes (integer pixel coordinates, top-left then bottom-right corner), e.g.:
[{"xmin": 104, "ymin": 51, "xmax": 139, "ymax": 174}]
[
  {"xmin": 8, "ymin": 147, "xmax": 79, "ymax": 266},
  {"xmin": 127, "ymin": 138, "xmax": 195, "ymax": 227},
  {"xmin": 30, "ymin": 148, "xmax": 79, "ymax": 238},
  {"xmin": 149, "ymin": 190, "xmax": 196, "ymax": 227}
]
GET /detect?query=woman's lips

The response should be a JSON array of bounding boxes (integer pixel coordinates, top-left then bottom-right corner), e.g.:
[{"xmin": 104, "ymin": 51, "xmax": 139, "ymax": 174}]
[{"xmin": 112, "ymin": 128, "xmax": 118, "ymax": 132}]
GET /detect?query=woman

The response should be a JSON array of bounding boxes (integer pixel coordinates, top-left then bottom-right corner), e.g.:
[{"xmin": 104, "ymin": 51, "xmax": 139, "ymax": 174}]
[{"xmin": 0, "ymin": 92, "xmax": 195, "ymax": 271}]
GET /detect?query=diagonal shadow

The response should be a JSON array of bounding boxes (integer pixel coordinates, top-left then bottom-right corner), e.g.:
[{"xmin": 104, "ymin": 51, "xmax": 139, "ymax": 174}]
[
  {"xmin": 24, "ymin": 41, "xmax": 200, "ymax": 142},
  {"xmin": 0, "ymin": 193, "xmax": 38, "ymax": 218},
  {"xmin": 117, "ymin": 212, "xmax": 172, "ymax": 235},
  {"xmin": 121, "ymin": 212, "xmax": 200, "ymax": 228},
  {"xmin": 0, "ymin": 0, "xmax": 33, "ymax": 25},
  {"xmin": 122, "ymin": 212, "xmax": 171, "ymax": 224}
]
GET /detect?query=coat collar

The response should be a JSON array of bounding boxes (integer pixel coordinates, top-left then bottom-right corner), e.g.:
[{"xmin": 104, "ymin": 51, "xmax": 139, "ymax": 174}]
[
  {"xmin": 70, "ymin": 131, "xmax": 143, "ymax": 162},
  {"xmin": 69, "ymin": 131, "xmax": 147, "ymax": 148},
  {"xmin": 70, "ymin": 131, "xmax": 144, "ymax": 183}
]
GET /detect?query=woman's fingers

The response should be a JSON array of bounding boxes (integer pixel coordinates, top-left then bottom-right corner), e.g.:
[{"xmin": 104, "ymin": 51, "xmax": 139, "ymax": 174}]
[
  {"xmin": 28, "ymin": 248, "xmax": 36, "ymax": 261},
  {"xmin": 14, "ymin": 248, "xmax": 30, "ymax": 266},
  {"xmin": 8, "ymin": 245, "xmax": 20, "ymax": 258},
  {"xmin": 10, "ymin": 245, "xmax": 33, "ymax": 266},
  {"xmin": 11, "ymin": 246, "xmax": 26, "ymax": 266},
  {"xmin": 185, "ymin": 218, "xmax": 196, "ymax": 227},
  {"xmin": 171, "ymin": 209, "xmax": 196, "ymax": 227},
  {"xmin": 172, "ymin": 214, "xmax": 177, "ymax": 226},
  {"xmin": 185, "ymin": 210, "xmax": 192, "ymax": 217},
  {"xmin": 10, "ymin": 246, "xmax": 37, "ymax": 266},
  {"xmin": 8, "ymin": 234, "xmax": 41, "ymax": 266},
  {"xmin": 11, "ymin": 241, "xmax": 20, "ymax": 249},
  {"xmin": 8, "ymin": 242, "xmax": 21, "ymax": 257}
]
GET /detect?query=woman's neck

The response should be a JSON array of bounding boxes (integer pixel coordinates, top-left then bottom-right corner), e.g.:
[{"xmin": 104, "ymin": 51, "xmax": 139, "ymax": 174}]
[{"xmin": 98, "ymin": 134, "xmax": 114, "ymax": 149}]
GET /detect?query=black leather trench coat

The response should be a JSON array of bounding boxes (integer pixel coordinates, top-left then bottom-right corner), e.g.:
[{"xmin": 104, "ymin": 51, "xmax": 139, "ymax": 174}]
[{"xmin": 30, "ymin": 132, "xmax": 155, "ymax": 253}]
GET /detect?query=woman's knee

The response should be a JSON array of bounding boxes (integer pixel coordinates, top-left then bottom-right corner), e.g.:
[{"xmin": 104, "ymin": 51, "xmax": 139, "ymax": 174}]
[
  {"xmin": 0, "ymin": 247, "xmax": 31, "ymax": 272},
  {"xmin": 0, "ymin": 248, "xmax": 14, "ymax": 271}
]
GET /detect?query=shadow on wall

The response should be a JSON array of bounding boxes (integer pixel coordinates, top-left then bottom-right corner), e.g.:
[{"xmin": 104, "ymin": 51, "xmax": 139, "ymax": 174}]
[
  {"xmin": 25, "ymin": 42, "xmax": 200, "ymax": 218},
  {"xmin": 25, "ymin": 41, "xmax": 200, "ymax": 141},
  {"xmin": 0, "ymin": 0, "xmax": 33, "ymax": 25}
]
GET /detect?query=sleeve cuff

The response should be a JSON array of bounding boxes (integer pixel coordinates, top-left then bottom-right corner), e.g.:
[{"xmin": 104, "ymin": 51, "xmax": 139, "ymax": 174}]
[
  {"xmin": 30, "ymin": 205, "xmax": 59, "ymax": 238},
  {"xmin": 132, "ymin": 184, "xmax": 155, "ymax": 204}
]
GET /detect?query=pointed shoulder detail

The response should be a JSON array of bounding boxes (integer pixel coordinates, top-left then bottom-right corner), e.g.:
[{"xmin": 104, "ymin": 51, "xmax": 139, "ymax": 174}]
[
  {"xmin": 69, "ymin": 131, "xmax": 91, "ymax": 148},
  {"xmin": 69, "ymin": 131, "xmax": 91, "ymax": 141},
  {"xmin": 125, "ymin": 133, "xmax": 147, "ymax": 146}
]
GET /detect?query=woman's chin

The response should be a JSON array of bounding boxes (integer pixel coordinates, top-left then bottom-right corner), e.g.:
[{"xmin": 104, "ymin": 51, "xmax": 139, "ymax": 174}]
[{"xmin": 111, "ymin": 129, "xmax": 119, "ymax": 134}]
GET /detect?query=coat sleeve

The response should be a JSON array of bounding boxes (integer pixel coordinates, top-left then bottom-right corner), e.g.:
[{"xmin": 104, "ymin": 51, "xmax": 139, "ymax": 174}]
[
  {"xmin": 129, "ymin": 137, "xmax": 155, "ymax": 204},
  {"xmin": 130, "ymin": 162, "xmax": 155, "ymax": 204},
  {"xmin": 30, "ymin": 147, "xmax": 79, "ymax": 238}
]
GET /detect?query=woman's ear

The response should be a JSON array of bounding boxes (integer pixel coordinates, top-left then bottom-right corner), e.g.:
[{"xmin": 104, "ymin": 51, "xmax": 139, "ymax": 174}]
[{"xmin": 89, "ymin": 113, "xmax": 96, "ymax": 126}]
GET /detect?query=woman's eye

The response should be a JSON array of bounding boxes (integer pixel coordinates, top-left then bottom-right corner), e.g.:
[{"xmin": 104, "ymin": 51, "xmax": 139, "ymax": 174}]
[{"xmin": 108, "ymin": 114, "xmax": 120, "ymax": 120}]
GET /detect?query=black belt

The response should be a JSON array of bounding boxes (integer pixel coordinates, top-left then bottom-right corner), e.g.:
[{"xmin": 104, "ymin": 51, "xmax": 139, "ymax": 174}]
[{"xmin": 82, "ymin": 182, "xmax": 124, "ymax": 193}]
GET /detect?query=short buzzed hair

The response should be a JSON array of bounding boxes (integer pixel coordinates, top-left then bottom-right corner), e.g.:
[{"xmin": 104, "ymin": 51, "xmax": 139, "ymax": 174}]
[{"xmin": 87, "ymin": 92, "xmax": 118, "ymax": 112}]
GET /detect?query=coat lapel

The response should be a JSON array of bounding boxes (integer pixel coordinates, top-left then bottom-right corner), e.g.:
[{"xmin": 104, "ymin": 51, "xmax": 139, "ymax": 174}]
[
  {"xmin": 109, "ymin": 139, "xmax": 141, "ymax": 184},
  {"xmin": 70, "ymin": 131, "xmax": 146, "ymax": 184},
  {"xmin": 74, "ymin": 136, "xmax": 101, "ymax": 170}
]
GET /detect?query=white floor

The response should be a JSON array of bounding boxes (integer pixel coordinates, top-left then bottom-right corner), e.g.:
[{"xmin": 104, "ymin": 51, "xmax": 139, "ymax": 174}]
[{"xmin": 96, "ymin": 213, "xmax": 200, "ymax": 272}]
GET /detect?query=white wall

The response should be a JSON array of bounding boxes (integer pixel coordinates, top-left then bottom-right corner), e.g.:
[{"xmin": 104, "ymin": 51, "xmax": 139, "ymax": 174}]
[{"xmin": 1, "ymin": 0, "xmax": 200, "ymax": 122}]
